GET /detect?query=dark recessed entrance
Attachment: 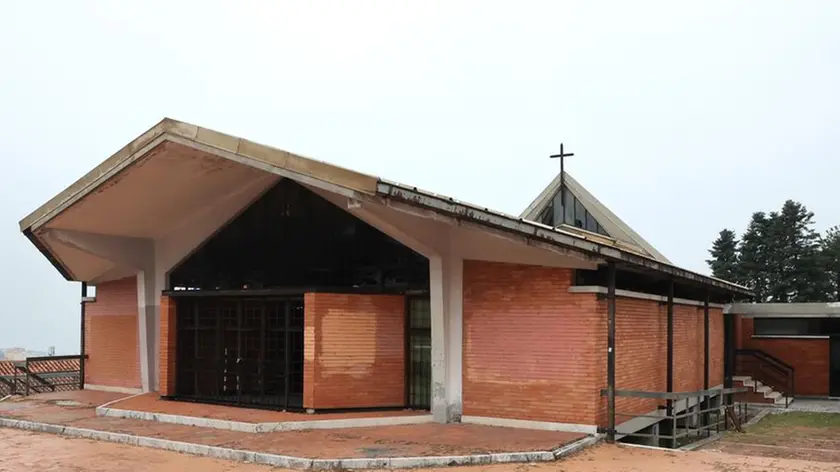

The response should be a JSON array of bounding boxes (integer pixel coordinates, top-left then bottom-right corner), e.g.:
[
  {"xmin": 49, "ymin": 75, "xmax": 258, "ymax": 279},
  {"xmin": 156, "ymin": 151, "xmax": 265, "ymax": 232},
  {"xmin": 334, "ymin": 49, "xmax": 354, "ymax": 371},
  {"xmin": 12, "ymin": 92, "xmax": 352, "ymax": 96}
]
[
  {"xmin": 167, "ymin": 179, "xmax": 430, "ymax": 410},
  {"xmin": 831, "ymin": 336, "xmax": 840, "ymax": 397},
  {"xmin": 175, "ymin": 296, "xmax": 304, "ymax": 409}
]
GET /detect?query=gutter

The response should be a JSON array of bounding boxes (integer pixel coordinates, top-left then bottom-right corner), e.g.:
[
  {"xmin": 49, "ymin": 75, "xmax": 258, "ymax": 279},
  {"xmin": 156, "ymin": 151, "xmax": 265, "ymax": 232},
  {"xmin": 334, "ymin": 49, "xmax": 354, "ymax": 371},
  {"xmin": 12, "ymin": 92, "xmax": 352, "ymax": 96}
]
[
  {"xmin": 376, "ymin": 180, "xmax": 751, "ymax": 297},
  {"xmin": 23, "ymin": 228, "xmax": 73, "ymax": 281}
]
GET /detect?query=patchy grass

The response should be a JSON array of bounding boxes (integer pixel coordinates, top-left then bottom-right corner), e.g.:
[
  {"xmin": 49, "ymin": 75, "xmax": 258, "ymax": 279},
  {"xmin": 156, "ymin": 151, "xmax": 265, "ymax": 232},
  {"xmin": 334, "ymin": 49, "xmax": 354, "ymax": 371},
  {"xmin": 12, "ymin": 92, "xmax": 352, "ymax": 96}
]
[{"xmin": 748, "ymin": 412, "xmax": 840, "ymax": 433}]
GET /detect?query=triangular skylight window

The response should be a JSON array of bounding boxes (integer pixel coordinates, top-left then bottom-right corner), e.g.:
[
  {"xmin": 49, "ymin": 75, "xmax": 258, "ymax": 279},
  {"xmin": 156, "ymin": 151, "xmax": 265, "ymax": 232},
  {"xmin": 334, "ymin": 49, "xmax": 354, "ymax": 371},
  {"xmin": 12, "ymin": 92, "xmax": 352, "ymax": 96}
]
[{"xmin": 538, "ymin": 187, "xmax": 610, "ymax": 236}]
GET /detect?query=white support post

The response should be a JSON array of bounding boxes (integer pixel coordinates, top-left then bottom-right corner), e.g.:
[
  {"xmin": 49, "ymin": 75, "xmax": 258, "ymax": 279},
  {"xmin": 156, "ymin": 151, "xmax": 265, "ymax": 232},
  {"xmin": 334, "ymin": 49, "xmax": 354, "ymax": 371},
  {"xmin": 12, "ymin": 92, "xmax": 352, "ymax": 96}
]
[
  {"xmin": 136, "ymin": 270, "xmax": 158, "ymax": 392},
  {"xmin": 445, "ymin": 252, "xmax": 464, "ymax": 421},
  {"xmin": 429, "ymin": 242, "xmax": 464, "ymax": 424},
  {"xmin": 429, "ymin": 255, "xmax": 448, "ymax": 423}
]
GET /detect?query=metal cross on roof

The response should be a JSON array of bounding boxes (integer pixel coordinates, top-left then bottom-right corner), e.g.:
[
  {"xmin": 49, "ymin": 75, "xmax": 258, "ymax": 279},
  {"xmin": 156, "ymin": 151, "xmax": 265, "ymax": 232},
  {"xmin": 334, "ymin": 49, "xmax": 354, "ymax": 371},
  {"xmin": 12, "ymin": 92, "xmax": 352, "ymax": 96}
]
[
  {"xmin": 549, "ymin": 143, "xmax": 574, "ymax": 225},
  {"xmin": 549, "ymin": 143, "xmax": 574, "ymax": 173}
]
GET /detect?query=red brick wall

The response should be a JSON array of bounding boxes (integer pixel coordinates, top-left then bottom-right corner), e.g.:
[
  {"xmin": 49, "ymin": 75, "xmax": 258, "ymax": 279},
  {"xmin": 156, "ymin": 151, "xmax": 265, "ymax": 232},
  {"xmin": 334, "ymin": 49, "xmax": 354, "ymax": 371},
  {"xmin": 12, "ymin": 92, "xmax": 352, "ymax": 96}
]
[
  {"xmin": 84, "ymin": 276, "xmax": 141, "ymax": 389},
  {"xmin": 737, "ymin": 317, "xmax": 829, "ymax": 396},
  {"xmin": 159, "ymin": 296, "xmax": 177, "ymax": 397},
  {"xmin": 606, "ymin": 298, "xmax": 666, "ymax": 422},
  {"xmin": 303, "ymin": 293, "xmax": 405, "ymax": 410},
  {"xmin": 597, "ymin": 300, "xmax": 724, "ymax": 425},
  {"xmin": 463, "ymin": 261, "xmax": 605, "ymax": 425},
  {"xmin": 462, "ymin": 260, "xmax": 725, "ymax": 427}
]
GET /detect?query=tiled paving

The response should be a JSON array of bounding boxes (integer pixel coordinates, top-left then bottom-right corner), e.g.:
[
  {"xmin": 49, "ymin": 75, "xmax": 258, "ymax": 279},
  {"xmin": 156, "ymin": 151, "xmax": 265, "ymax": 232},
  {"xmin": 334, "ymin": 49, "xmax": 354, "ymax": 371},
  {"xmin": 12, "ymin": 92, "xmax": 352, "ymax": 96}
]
[
  {"xmin": 109, "ymin": 393, "xmax": 422, "ymax": 422},
  {"xmin": 0, "ymin": 391, "xmax": 587, "ymax": 459}
]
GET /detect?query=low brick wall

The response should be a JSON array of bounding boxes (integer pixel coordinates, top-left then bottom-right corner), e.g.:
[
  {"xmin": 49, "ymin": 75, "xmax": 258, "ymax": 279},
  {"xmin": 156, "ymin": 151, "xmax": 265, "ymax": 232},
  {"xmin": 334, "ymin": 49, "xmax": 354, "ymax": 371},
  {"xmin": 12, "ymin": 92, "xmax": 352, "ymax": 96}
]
[{"xmin": 84, "ymin": 277, "xmax": 141, "ymax": 390}]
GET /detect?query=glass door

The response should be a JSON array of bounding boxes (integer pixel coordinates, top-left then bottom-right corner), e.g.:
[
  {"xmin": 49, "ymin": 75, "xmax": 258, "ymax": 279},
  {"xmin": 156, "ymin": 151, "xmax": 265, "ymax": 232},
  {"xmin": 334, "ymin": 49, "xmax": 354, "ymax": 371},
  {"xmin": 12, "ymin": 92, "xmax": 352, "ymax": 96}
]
[{"xmin": 407, "ymin": 297, "xmax": 431, "ymax": 409}]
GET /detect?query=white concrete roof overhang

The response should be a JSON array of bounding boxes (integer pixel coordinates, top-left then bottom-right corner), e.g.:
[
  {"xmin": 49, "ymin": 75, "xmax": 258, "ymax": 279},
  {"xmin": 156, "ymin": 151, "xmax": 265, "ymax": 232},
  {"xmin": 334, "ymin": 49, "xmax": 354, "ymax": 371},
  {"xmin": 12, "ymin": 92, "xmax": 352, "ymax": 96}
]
[
  {"xmin": 19, "ymin": 118, "xmax": 752, "ymax": 297},
  {"xmin": 727, "ymin": 302, "xmax": 840, "ymax": 317}
]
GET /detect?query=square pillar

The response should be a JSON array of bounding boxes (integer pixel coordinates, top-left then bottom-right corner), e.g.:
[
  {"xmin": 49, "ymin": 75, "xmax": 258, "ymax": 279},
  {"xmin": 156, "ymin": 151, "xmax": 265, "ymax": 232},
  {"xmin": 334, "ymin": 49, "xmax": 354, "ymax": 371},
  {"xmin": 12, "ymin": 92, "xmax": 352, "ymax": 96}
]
[
  {"xmin": 136, "ymin": 271, "xmax": 158, "ymax": 392},
  {"xmin": 429, "ymin": 250, "xmax": 464, "ymax": 423}
]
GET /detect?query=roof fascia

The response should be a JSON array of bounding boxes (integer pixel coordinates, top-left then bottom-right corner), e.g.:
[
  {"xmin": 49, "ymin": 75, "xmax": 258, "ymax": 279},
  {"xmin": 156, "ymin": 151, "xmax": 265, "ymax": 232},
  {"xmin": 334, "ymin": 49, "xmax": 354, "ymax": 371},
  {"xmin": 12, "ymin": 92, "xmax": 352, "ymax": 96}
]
[{"xmin": 377, "ymin": 179, "xmax": 752, "ymax": 297}]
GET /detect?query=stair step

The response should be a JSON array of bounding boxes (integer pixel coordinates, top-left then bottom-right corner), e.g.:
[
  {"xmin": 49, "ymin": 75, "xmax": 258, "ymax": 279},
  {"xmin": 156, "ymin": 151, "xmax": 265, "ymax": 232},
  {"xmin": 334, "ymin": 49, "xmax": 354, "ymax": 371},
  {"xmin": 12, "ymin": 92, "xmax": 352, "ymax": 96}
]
[
  {"xmin": 766, "ymin": 391, "xmax": 782, "ymax": 399},
  {"xmin": 757, "ymin": 386, "xmax": 773, "ymax": 394},
  {"xmin": 733, "ymin": 376, "xmax": 751, "ymax": 382},
  {"xmin": 775, "ymin": 396, "xmax": 793, "ymax": 406}
]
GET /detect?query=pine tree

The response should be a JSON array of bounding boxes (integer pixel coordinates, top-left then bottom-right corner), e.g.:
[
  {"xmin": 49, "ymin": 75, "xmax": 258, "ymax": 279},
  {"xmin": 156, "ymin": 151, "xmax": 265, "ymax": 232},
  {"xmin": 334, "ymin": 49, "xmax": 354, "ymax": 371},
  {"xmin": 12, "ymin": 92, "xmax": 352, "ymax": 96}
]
[
  {"xmin": 707, "ymin": 229, "xmax": 740, "ymax": 282},
  {"xmin": 768, "ymin": 201, "xmax": 826, "ymax": 302},
  {"xmin": 738, "ymin": 212, "xmax": 773, "ymax": 302},
  {"xmin": 823, "ymin": 225, "xmax": 840, "ymax": 302}
]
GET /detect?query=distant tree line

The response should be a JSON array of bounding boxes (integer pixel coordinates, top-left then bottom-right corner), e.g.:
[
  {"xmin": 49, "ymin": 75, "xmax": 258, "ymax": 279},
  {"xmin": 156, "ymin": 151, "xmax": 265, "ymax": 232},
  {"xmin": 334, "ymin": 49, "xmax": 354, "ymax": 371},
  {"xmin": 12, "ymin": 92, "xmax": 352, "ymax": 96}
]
[{"xmin": 707, "ymin": 200, "xmax": 840, "ymax": 302}]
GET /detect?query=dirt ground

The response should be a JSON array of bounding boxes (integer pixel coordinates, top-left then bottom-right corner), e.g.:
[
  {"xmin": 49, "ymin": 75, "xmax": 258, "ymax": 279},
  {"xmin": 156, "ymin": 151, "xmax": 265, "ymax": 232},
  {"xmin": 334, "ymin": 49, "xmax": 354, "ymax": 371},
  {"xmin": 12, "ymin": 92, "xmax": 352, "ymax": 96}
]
[{"xmin": 2, "ymin": 429, "xmax": 839, "ymax": 472}]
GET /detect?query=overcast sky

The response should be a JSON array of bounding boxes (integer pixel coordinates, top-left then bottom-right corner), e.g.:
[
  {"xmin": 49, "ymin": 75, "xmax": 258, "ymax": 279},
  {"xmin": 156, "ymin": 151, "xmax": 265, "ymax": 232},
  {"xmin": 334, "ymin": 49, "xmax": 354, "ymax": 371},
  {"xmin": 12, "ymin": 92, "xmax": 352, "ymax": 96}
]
[{"xmin": 2, "ymin": 1, "xmax": 839, "ymax": 354}]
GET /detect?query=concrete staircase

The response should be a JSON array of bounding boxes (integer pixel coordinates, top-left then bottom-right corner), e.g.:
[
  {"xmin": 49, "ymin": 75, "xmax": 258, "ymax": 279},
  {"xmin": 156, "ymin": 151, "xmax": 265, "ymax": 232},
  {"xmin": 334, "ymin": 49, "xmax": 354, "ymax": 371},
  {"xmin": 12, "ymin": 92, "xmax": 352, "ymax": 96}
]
[{"xmin": 733, "ymin": 376, "xmax": 792, "ymax": 407}]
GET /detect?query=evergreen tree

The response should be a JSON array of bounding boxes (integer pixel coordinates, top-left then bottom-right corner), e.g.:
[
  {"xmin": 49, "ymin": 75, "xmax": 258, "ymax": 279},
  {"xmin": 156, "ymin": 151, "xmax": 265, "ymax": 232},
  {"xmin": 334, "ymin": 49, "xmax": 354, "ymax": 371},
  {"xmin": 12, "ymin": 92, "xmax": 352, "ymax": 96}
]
[
  {"xmin": 707, "ymin": 229, "xmax": 740, "ymax": 282},
  {"xmin": 738, "ymin": 212, "xmax": 773, "ymax": 302},
  {"xmin": 768, "ymin": 201, "xmax": 826, "ymax": 302},
  {"xmin": 822, "ymin": 225, "xmax": 840, "ymax": 302}
]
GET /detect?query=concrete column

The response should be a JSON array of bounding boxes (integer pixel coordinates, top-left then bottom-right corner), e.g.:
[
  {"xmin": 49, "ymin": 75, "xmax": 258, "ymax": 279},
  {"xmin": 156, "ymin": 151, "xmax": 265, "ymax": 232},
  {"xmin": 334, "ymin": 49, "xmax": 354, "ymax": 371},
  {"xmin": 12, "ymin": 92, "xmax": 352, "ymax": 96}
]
[
  {"xmin": 445, "ymin": 252, "xmax": 463, "ymax": 422},
  {"xmin": 429, "ymin": 255, "xmax": 448, "ymax": 422},
  {"xmin": 429, "ymin": 246, "xmax": 464, "ymax": 423},
  {"xmin": 136, "ymin": 270, "xmax": 158, "ymax": 392}
]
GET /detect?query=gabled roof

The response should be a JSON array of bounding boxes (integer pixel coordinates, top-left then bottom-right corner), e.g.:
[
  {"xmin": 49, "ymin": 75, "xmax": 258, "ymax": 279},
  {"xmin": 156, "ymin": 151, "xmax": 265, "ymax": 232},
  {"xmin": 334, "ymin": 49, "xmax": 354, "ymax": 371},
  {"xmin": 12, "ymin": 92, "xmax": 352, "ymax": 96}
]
[
  {"xmin": 521, "ymin": 172, "xmax": 672, "ymax": 264},
  {"xmin": 19, "ymin": 118, "xmax": 751, "ymax": 297}
]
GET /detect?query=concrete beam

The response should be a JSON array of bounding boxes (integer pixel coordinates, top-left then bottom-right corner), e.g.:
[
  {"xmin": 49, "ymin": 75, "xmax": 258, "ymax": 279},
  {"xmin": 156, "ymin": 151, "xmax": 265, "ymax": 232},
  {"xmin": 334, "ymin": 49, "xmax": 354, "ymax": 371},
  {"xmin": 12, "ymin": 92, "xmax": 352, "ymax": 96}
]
[{"xmin": 43, "ymin": 229, "xmax": 153, "ymax": 270}]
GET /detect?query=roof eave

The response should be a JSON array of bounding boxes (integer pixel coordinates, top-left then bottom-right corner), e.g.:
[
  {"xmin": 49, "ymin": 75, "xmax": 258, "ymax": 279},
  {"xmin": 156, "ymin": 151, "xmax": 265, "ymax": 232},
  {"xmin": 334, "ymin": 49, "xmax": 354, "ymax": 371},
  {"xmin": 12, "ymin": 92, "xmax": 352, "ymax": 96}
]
[{"xmin": 377, "ymin": 179, "xmax": 752, "ymax": 297}]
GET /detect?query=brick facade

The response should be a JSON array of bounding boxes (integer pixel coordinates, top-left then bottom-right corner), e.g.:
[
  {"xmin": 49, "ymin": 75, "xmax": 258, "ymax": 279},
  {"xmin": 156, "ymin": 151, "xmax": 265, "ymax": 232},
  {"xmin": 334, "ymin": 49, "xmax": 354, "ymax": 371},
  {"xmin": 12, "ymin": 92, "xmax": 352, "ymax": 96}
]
[
  {"xmin": 159, "ymin": 295, "xmax": 177, "ymax": 397},
  {"xmin": 736, "ymin": 317, "xmax": 829, "ymax": 396},
  {"xmin": 303, "ymin": 293, "xmax": 405, "ymax": 410},
  {"xmin": 463, "ymin": 260, "xmax": 725, "ymax": 427},
  {"xmin": 84, "ymin": 276, "xmax": 141, "ymax": 389},
  {"xmin": 463, "ymin": 261, "xmax": 605, "ymax": 425}
]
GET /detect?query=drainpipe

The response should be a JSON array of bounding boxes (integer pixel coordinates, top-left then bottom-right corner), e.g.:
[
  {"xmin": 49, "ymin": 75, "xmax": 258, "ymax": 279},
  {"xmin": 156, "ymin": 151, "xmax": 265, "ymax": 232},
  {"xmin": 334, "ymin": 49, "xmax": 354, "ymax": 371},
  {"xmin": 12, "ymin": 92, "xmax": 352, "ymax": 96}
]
[
  {"xmin": 703, "ymin": 293, "xmax": 710, "ymax": 427},
  {"xmin": 666, "ymin": 279, "xmax": 674, "ymax": 416},
  {"xmin": 606, "ymin": 261, "xmax": 617, "ymax": 443},
  {"xmin": 79, "ymin": 282, "xmax": 87, "ymax": 390}
]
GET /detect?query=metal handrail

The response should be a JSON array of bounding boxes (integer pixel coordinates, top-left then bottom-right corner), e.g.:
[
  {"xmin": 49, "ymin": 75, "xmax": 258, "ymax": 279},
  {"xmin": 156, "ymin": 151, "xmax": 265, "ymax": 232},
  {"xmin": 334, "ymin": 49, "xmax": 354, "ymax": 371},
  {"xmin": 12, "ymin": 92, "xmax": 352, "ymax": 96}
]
[
  {"xmin": 736, "ymin": 348, "xmax": 794, "ymax": 373},
  {"xmin": 735, "ymin": 349, "xmax": 795, "ymax": 406}
]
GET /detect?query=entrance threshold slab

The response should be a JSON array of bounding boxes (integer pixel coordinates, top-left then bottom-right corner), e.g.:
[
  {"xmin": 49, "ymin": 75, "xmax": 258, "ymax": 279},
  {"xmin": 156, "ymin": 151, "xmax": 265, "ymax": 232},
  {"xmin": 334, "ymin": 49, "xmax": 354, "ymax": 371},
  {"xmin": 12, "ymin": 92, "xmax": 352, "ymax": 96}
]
[{"xmin": 97, "ymin": 393, "xmax": 433, "ymax": 433}]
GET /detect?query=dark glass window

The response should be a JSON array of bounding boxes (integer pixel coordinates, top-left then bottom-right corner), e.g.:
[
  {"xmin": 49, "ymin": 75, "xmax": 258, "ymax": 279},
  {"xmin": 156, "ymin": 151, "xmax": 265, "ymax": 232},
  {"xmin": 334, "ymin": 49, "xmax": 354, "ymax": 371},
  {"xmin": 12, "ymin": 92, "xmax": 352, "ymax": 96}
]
[
  {"xmin": 552, "ymin": 191, "xmax": 564, "ymax": 227},
  {"xmin": 753, "ymin": 318, "xmax": 839, "ymax": 336},
  {"xmin": 563, "ymin": 188, "xmax": 575, "ymax": 225},
  {"xmin": 574, "ymin": 199, "xmax": 586, "ymax": 229},
  {"xmin": 585, "ymin": 212, "xmax": 597, "ymax": 233},
  {"xmin": 169, "ymin": 179, "xmax": 429, "ymax": 292}
]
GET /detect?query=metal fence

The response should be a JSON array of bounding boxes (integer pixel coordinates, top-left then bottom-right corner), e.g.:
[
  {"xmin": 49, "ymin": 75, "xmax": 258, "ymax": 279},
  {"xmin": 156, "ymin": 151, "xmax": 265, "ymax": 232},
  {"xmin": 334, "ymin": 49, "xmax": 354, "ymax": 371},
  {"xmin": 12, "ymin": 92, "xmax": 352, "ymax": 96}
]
[
  {"xmin": 0, "ymin": 355, "xmax": 83, "ymax": 396},
  {"xmin": 605, "ymin": 387, "xmax": 748, "ymax": 448}
]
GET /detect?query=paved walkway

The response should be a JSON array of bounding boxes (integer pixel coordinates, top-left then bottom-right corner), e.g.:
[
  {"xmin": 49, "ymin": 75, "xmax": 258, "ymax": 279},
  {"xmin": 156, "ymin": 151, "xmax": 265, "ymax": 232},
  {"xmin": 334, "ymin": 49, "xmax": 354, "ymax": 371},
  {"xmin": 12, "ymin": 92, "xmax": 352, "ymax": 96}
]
[
  {"xmin": 3, "ymin": 429, "xmax": 838, "ymax": 472},
  {"xmin": 0, "ymin": 391, "xmax": 585, "ymax": 461},
  {"xmin": 788, "ymin": 398, "xmax": 840, "ymax": 413}
]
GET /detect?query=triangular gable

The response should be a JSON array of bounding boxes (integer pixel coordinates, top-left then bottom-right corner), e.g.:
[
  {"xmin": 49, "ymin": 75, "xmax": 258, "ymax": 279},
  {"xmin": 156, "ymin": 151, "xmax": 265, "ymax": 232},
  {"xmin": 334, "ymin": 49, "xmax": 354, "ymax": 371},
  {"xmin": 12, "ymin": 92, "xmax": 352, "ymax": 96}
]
[{"xmin": 521, "ymin": 172, "xmax": 671, "ymax": 264}]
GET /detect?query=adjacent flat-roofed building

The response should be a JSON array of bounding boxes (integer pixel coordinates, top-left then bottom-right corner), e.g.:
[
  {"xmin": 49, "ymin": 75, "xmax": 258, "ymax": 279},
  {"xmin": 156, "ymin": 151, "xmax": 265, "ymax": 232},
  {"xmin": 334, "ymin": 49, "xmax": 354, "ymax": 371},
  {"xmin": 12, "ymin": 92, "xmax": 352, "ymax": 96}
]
[{"xmin": 19, "ymin": 119, "xmax": 750, "ymax": 435}]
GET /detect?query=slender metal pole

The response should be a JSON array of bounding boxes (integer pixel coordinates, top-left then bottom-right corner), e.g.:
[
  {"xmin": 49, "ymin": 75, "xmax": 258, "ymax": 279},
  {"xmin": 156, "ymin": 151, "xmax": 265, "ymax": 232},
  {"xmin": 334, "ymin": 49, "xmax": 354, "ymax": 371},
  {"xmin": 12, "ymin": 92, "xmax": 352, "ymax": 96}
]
[
  {"xmin": 666, "ymin": 278, "xmax": 674, "ymax": 415},
  {"xmin": 703, "ymin": 294, "xmax": 710, "ymax": 426},
  {"xmin": 607, "ymin": 261, "xmax": 617, "ymax": 443},
  {"xmin": 724, "ymin": 312, "xmax": 735, "ymax": 406},
  {"xmin": 79, "ymin": 282, "xmax": 87, "ymax": 390}
]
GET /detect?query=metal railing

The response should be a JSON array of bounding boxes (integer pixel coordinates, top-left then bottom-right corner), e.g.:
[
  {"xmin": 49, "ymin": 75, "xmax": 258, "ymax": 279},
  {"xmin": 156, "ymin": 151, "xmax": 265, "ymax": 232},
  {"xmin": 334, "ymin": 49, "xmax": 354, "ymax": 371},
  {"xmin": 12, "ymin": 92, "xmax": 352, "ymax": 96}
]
[
  {"xmin": 735, "ymin": 349, "xmax": 794, "ymax": 407},
  {"xmin": 0, "ymin": 355, "xmax": 84, "ymax": 396},
  {"xmin": 603, "ymin": 387, "xmax": 748, "ymax": 449}
]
